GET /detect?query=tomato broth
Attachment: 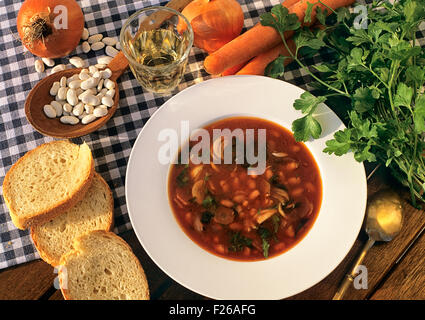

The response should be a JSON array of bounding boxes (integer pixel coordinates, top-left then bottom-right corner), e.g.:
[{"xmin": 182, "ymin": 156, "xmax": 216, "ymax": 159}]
[{"xmin": 168, "ymin": 117, "xmax": 322, "ymax": 261}]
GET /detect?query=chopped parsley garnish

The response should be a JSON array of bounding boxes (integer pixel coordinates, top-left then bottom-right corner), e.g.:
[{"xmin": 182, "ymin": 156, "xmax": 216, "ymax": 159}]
[
  {"xmin": 201, "ymin": 211, "xmax": 214, "ymax": 224},
  {"xmin": 271, "ymin": 214, "xmax": 281, "ymax": 234},
  {"xmin": 258, "ymin": 226, "xmax": 272, "ymax": 258},
  {"xmin": 229, "ymin": 232, "xmax": 253, "ymax": 252},
  {"xmin": 202, "ymin": 194, "xmax": 217, "ymax": 210},
  {"xmin": 176, "ymin": 164, "xmax": 189, "ymax": 187}
]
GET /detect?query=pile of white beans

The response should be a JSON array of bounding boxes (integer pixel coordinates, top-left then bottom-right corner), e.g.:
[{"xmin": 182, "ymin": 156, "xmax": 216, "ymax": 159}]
[
  {"xmin": 43, "ymin": 60, "xmax": 116, "ymax": 125},
  {"xmin": 34, "ymin": 28, "xmax": 120, "ymax": 74},
  {"xmin": 81, "ymin": 28, "xmax": 120, "ymax": 57}
]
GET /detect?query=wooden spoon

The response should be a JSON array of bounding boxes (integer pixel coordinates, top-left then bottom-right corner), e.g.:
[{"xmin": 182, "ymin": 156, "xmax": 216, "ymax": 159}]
[{"xmin": 25, "ymin": 0, "xmax": 193, "ymax": 139}]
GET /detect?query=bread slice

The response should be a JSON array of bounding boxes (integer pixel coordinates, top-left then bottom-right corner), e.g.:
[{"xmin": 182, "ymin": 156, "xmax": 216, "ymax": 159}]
[
  {"xmin": 59, "ymin": 230, "xmax": 150, "ymax": 300},
  {"xmin": 2, "ymin": 140, "xmax": 94, "ymax": 230},
  {"xmin": 30, "ymin": 172, "xmax": 114, "ymax": 266}
]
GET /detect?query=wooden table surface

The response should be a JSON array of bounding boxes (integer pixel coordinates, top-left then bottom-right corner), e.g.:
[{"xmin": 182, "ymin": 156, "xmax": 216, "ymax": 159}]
[{"xmin": 0, "ymin": 163, "xmax": 424, "ymax": 300}]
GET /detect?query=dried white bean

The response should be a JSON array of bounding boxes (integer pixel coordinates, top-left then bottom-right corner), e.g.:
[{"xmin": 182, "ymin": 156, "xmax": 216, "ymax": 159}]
[
  {"xmin": 67, "ymin": 74, "xmax": 79, "ymax": 85},
  {"xmin": 95, "ymin": 64, "xmax": 107, "ymax": 69},
  {"xmin": 97, "ymin": 56, "xmax": 113, "ymax": 65},
  {"xmin": 43, "ymin": 105, "xmax": 56, "ymax": 118},
  {"xmin": 84, "ymin": 104, "xmax": 94, "ymax": 114},
  {"xmin": 75, "ymin": 88, "xmax": 83, "ymax": 97},
  {"xmin": 101, "ymin": 96, "xmax": 114, "ymax": 107},
  {"xmin": 82, "ymin": 114, "xmax": 97, "ymax": 124},
  {"xmin": 81, "ymin": 28, "xmax": 89, "ymax": 40},
  {"xmin": 62, "ymin": 111, "xmax": 70, "ymax": 116},
  {"xmin": 88, "ymin": 34, "xmax": 103, "ymax": 44},
  {"xmin": 82, "ymin": 94, "xmax": 100, "ymax": 106},
  {"xmin": 97, "ymin": 79, "xmax": 104, "ymax": 91},
  {"xmin": 102, "ymin": 68, "xmax": 112, "ymax": 79},
  {"xmin": 69, "ymin": 56, "xmax": 85, "ymax": 68},
  {"xmin": 93, "ymin": 106, "xmax": 108, "ymax": 117},
  {"xmin": 69, "ymin": 80, "xmax": 82, "ymax": 89},
  {"xmin": 51, "ymin": 64, "xmax": 66, "ymax": 74},
  {"xmin": 72, "ymin": 102, "xmax": 84, "ymax": 116},
  {"xmin": 115, "ymin": 41, "xmax": 121, "ymax": 50},
  {"xmin": 79, "ymin": 72, "xmax": 91, "ymax": 81},
  {"xmin": 91, "ymin": 41, "xmax": 105, "ymax": 51},
  {"xmin": 50, "ymin": 82, "xmax": 60, "ymax": 96},
  {"xmin": 105, "ymin": 89, "xmax": 115, "ymax": 98},
  {"xmin": 63, "ymin": 103, "xmax": 73, "ymax": 113},
  {"xmin": 66, "ymin": 88, "xmax": 79, "ymax": 106},
  {"xmin": 60, "ymin": 76, "xmax": 67, "ymax": 87},
  {"xmin": 57, "ymin": 87, "xmax": 68, "ymax": 100},
  {"xmin": 104, "ymin": 79, "xmax": 115, "ymax": 90},
  {"xmin": 82, "ymin": 41, "xmax": 91, "ymax": 53},
  {"xmin": 96, "ymin": 92, "xmax": 105, "ymax": 101},
  {"xmin": 78, "ymin": 88, "xmax": 96, "ymax": 100},
  {"xmin": 89, "ymin": 66, "xmax": 98, "ymax": 75},
  {"xmin": 80, "ymin": 77, "xmax": 100, "ymax": 90},
  {"xmin": 92, "ymin": 71, "xmax": 102, "ymax": 79},
  {"xmin": 78, "ymin": 111, "xmax": 88, "ymax": 120},
  {"xmin": 42, "ymin": 57, "xmax": 55, "ymax": 67},
  {"xmin": 60, "ymin": 115, "xmax": 79, "ymax": 125},
  {"xmin": 35, "ymin": 60, "xmax": 44, "ymax": 73},
  {"xmin": 105, "ymin": 45, "xmax": 119, "ymax": 57},
  {"xmin": 102, "ymin": 37, "xmax": 117, "ymax": 46},
  {"xmin": 50, "ymin": 101, "xmax": 63, "ymax": 117}
]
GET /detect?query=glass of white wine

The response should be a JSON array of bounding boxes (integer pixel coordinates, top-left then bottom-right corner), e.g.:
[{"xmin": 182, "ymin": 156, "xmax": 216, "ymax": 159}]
[{"xmin": 120, "ymin": 6, "xmax": 194, "ymax": 94}]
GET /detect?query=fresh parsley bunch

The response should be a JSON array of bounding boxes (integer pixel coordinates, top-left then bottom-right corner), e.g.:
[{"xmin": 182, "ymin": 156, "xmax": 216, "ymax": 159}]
[{"xmin": 261, "ymin": 0, "xmax": 425, "ymax": 206}]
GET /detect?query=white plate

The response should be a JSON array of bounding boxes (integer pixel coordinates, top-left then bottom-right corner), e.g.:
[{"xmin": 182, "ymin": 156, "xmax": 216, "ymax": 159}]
[{"xmin": 126, "ymin": 76, "xmax": 367, "ymax": 300}]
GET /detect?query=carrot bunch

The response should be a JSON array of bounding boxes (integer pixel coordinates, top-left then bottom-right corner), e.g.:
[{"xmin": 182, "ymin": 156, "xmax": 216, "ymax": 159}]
[{"xmin": 204, "ymin": 0, "xmax": 356, "ymax": 76}]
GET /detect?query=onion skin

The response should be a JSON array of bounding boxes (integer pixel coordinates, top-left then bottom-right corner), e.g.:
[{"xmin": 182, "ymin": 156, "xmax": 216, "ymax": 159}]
[
  {"xmin": 179, "ymin": 0, "xmax": 244, "ymax": 53},
  {"xmin": 17, "ymin": 0, "xmax": 84, "ymax": 58}
]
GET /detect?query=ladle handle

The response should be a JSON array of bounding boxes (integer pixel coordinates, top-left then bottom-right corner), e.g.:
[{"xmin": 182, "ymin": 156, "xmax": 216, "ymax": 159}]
[
  {"xmin": 108, "ymin": 51, "xmax": 129, "ymax": 82},
  {"xmin": 332, "ymin": 237, "xmax": 375, "ymax": 300}
]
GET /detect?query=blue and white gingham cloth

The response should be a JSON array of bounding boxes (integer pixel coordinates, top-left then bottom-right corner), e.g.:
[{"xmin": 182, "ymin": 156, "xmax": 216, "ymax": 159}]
[{"xmin": 0, "ymin": 0, "xmax": 279, "ymax": 269}]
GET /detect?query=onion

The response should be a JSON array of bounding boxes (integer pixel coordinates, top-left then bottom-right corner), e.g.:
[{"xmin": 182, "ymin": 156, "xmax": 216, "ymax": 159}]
[
  {"xmin": 17, "ymin": 0, "xmax": 84, "ymax": 58},
  {"xmin": 178, "ymin": 0, "xmax": 244, "ymax": 53}
]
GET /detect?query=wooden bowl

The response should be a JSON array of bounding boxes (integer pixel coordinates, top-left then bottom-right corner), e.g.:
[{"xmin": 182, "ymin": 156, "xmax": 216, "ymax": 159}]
[
  {"xmin": 25, "ymin": 50, "xmax": 130, "ymax": 139},
  {"xmin": 25, "ymin": 68, "xmax": 120, "ymax": 139}
]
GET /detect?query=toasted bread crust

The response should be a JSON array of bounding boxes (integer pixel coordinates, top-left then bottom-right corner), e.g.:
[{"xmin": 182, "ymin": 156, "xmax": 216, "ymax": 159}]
[
  {"xmin": 30, "ymin": 173, "xmax": 114, "ymax": 266},
  {"xmin": 2, "ymin": 140, "xmax": 94, "ymax": 230},
  {"xmin": 59, "ymin": 231, "xmax": 150, "ymax": 300}
]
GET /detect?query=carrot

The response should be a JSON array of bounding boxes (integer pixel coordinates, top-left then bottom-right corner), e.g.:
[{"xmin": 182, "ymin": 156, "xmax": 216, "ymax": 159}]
[
  {"xmin": 204, "ymin": 0, "xmax": 299, "ymax": 75},
  {"xmin": 221, "ymin": 61, "xmax": 248, "ymax": 76},
  {"xmin": 280, "ymin": 0, "xmax": 301, "ymax": 8},
  {"xmin": 204, "ymin": 0, "xmax": 355, "ymax": 75},
  {"xmin": 220, "ymin": 0, "xmax": 299, "ymax": 77},
  {"xmin": 237, "ymin": 23, "xmax": 322, "ymax": 75},
  {"xmin": 236, "ymin": 40, "xmax": 296, "ymax": 76}
]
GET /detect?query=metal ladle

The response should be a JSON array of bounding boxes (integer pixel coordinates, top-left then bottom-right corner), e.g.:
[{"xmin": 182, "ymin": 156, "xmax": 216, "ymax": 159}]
[{"xmin": 333, "ymin": 189, "xmax": 403, "ymax": 300}]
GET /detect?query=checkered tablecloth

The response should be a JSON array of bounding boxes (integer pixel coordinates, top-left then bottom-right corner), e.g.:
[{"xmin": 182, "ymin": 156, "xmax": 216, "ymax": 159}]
[
  {"xmin": 1, "ymin": 0, "xmax": 421, "ymax": 269},
  {"xmin": 0, "ymin": 0, "xmax": 288, "ymax": 269}
]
